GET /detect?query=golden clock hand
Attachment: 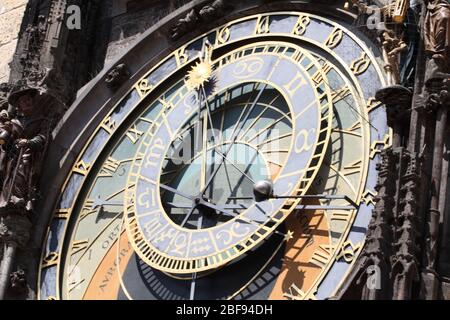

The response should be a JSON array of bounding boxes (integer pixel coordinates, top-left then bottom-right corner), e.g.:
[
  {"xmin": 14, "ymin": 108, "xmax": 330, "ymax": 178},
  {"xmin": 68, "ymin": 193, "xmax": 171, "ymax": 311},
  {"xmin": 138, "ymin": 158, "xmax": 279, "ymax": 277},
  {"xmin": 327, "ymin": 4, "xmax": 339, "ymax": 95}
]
[
  {"xmin": 167, "ymin": 202, "xmax": 247, "ymax": 210},
  {"xmin": 319, "ymin": 69, "xmax": 377, "ymax": 132},
  {"xmin": 228, "ymin": 195, "xmax": 358, "ymax": 210},
  {"xmin": 180, "ymin": 205, "xmax": 197, "ymax": 228},
  {"xmin": 201, "ymin": 84, "xmax": 268, "ymax": 196},
  {"xmin": 92, "ymin": 195, "xmax": 122, "ymax": 209},
  {"xmin": 200, "ymin": 84, "xmax": 256, "ymax": 184},
  {"xmin": 198, "ymin": 200, "xmax": 294, "ymax": 241},
  {"xmin": 159, "ymin": 183, "xmax": 195, "ymax": 201},
  {"xmin": 190, "ymin": 214, "xmax": 204, "ymax": 300},
  {"xmin": 200, "ymin": 88, "xmax": 208, "ymax": 192}
]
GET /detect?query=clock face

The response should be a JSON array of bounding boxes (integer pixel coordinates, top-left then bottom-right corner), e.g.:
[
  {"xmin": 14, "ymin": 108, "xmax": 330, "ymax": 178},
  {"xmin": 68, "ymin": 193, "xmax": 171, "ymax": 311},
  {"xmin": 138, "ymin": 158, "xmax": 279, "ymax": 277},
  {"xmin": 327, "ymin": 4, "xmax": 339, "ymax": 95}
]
[{"xmin": 38, "ymin": 11, "xmax": 389, "ymax": 300}]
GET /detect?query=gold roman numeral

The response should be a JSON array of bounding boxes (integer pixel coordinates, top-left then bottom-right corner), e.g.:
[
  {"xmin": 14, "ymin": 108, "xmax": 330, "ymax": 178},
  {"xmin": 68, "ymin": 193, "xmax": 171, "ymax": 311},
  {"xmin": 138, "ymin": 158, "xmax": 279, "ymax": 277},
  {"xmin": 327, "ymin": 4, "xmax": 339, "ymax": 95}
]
[
  {"xmin": 79, "ymin": 199, "xmax": 97, "ymax": 220},
  {"xmin": 54, "ymin": 208, "xmax": 70, "ymax": 220},
  {"xmin": 68, "ymin": 278, "xmax": 85, "ymax": 293},
  {"xmin": 366, "ymin": 97, "xmax": 382, "ymax": 113},
  {"xmin": 342, "ymin": 159, "xmax": 362, "ymax": 176},
  {"xmin": 309, "ymin": 244, "xmax": 335, "ymax": 269},
  {"xmin": 330, "ymin": 210, "xmax": 353, "ymax": 224},
  {"xmin": 126, "ymin": 125, "xmax": 144, "ymax": 144},
  {"xmin": 331, "ymin": 85, "xmax": 351, "ymax": 103},
  {"xmin": 311, "ymin": 63, "xmax": 332, "ymax": 85},
  {"xmin": 99, "ymin": 157, "xmax": 121, "ymax": 177},
  {"xmin": 71, "ymin": 239, "xmax": 89, "ymax": 256}
]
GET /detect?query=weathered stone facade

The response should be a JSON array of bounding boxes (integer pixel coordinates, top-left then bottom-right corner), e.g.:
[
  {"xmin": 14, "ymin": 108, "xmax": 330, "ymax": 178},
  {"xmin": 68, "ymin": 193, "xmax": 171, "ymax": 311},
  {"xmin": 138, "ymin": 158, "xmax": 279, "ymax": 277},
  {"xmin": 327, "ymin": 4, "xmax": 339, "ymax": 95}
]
[
  {"xmin": 0, "ymin": 0, "xmax": 29, "ymax": 83},
  {"xmin": 0, "ymin": 0, "xmax": 449, "ymax": 300}
]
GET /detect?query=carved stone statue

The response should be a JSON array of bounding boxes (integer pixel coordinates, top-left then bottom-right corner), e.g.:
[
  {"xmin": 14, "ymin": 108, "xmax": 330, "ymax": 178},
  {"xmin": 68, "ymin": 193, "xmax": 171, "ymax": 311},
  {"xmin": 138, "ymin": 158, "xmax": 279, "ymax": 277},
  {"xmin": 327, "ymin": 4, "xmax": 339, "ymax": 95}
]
[
  {"xmin": 381, "ymin": 29, "xmax": 408, "ymax": 85},
  {"xmin": 0, "ymin": 85, "xmax": 51, "ymax": 213},
  {"xmin": 424, "ymin": 0, "xmax": 450, "ymax": 77},
  {"xmin": 171, "ymin": 0, "xmax": 233, "ymax": 40}
]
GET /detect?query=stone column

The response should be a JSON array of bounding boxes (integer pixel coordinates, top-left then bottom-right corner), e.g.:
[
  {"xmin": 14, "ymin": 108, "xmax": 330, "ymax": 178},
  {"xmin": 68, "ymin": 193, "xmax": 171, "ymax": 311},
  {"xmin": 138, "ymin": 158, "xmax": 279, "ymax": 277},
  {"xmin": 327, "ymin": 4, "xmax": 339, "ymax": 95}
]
[
  {"xmin": 375, "ymin": 85, "xmax": 413, "ymax": 148},
  {"xmin": 0, "ymin": 213, "xmax": 31, "ymax": 299},
  {"xmin": 421, "ymin": 75, "xmax": 450, "ymax": 299}
]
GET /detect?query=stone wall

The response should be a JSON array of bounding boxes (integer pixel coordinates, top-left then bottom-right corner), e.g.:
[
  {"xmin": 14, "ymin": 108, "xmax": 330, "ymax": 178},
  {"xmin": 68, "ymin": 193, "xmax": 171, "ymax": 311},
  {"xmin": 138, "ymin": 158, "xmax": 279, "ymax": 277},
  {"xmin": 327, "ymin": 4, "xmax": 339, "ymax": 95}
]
[
  {"xmin": 105, "ymin": 0, "xmax": 190, "ymax": 62},
  {"xmin": 0, "ymin": 0, "xmax": 28, "ymax": 83}
]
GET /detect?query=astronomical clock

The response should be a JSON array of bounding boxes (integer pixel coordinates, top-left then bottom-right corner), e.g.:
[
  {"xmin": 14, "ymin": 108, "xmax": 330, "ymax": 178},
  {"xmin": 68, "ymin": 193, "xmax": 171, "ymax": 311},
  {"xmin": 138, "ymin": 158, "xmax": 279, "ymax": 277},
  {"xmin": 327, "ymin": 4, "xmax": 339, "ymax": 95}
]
[{"xmin": 38, "ymin": 10, "xmax": 390, "ymax": 300}]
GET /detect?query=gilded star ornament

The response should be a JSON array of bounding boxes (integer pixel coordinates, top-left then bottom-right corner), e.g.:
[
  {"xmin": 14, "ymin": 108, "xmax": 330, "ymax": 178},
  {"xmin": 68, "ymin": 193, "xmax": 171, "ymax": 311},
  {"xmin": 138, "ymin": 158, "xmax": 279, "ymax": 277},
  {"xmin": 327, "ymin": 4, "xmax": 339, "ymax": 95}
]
[
  {"xmin": 284, "ymin": 230, "xmax": 294, "ymax": 242},
  {"xmin": 186, "ymin": 60, "xmax": 213, "ymax": 90},
  {"xmin": 186, "ymin": 42, "xmax": 214, "ymax": 90}
]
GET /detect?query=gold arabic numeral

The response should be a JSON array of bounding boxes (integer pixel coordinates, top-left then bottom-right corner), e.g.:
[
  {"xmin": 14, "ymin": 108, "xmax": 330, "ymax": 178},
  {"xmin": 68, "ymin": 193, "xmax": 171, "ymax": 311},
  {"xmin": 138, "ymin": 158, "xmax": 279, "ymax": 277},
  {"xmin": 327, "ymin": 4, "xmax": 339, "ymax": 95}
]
[
  {"xmin": 342, "ymin": 159, "xmax": 363, "ymax": 176},
  {"xmin": 325, "ymin": 27, "xmax": 344, "ymax": 49},
  {"xmin": 283, "ymin": 283, "xmax": 317, "ymax": 300},
  {"xmin": 336, "ymin": 240, "xmax": 362, "ymax": 263},
  {"xmin": 361, "ymin": 190, "xmax": 377, "ymax": 206},
  {"xmin": 283, "ymin": 283, "xmax": 305, "ymax": 300},
  {"xmin": 295, "ymin": 128, "xmax": 315, "ymax": 154},
  {"xmin": 137, "ymin": 187, "xmax": 156, "ymax": 209},
  {"xmin": 309, "ymin": 244, "xmax": 335, "ymax": 269},
  {"xmin": 73, "ymin": 160, "xmax": 91, "ymax": 176},
  {"xmin": 369, "ymin": 134, "xmax": 390, "ymax": 159},
  {"xmin": 71, "ymin": 239, "xmax": 90, "ymax": 256},
  {"xmin": 135, "ymin": 79, "xmax": 153, "ymax": 98},
  {"xmin": 216, "ymin": 25, "xmax": 231, "ymax": 45},
  {"xmin": 42, "ymin": 252, "xmax": 59, "ymax": 269},
  {"xmin": 99, "ymin": 157, "xmax": 121, "ymax": 177},
  {"xmin": 292, "ymin": 15, "xmax": 310, "ymax": 35},
  {"xmin": 100, "ymin": 116, "xmax": 116, "ymax": 135},
  {"xmin": 366, "ymin": 97, "xmax": 382, "ymax": 113},
  {"xmin": 255, "ymin": 15, "xmax": 270, "ymax": 34},
  {"xmin": 126, "ymin": 125, "xmax": 144, "ymax": 144},
  {"xmin": 174, "ymin": 46, "xmax": 188, "ymax": 67},
  {"xmin": 311, "ymin": 63, "xmax": 332, "ymax": 85},
  {"xmin": 79, "ymin": 199, "xmax": 97, "ymax": 220},
  {"xmin": 331, "ymin": 85, "xmax": 351, "ymax": 104},
  {"xmin": 54, "ymin": 208, "xmax": 70, "ymax": 220},
  {"xmin": 145, "ymin": 138, "xmax": 165, "ymax": 168},
  {"xmin": 283, "ymin": 71, "xmax": 308, "ymax": 97},
  {"xmin": 350, "ymin": 52, "xmax": 371, "ymax": 76}
]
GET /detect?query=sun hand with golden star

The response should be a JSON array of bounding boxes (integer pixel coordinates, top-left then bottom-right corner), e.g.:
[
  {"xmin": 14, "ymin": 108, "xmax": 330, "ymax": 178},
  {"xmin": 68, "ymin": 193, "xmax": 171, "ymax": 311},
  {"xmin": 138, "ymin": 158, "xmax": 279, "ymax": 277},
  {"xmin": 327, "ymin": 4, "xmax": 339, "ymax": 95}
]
[{"xmin": 186, "ymin": 41, "xmax": 214, "ymax": 90}]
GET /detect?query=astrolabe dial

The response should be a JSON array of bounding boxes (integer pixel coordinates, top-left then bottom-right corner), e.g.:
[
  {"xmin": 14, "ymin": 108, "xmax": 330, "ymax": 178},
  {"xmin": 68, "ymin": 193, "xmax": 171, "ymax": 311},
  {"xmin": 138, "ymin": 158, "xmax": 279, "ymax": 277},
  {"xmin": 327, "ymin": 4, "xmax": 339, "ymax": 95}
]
[
  {"xmin": 41, "ymin": 11, "xmax": 389, "ymax": 301},
  {"xmin": 124, "ymin": 42, "xmax": 333, "ymax": 275},
  {"xmin": 161, "ymin": 81, "xmax": 293, "ymax": 230}
]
